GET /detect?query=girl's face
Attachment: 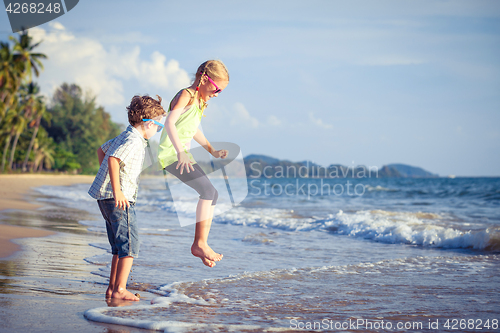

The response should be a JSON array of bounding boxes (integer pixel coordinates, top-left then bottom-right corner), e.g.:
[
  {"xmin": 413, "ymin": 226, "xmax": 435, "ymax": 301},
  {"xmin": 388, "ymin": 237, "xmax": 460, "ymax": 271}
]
[{"xmin": 199, "ymin": 75, "xmax": 228, "ymax": 103}]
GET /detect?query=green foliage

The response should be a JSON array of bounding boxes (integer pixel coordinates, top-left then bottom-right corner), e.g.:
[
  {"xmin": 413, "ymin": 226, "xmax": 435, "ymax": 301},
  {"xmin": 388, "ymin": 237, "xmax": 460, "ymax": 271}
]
[
  {"xmin": 43, "ymin": 83, "xmax": 122, "ymax": 174},
  {"xmin": 1, "ymin": 32, "xmax": 121, "ymax": 174},
  {"xmin": 53, "ymin": 146, "xmax": 81, "ymax": 171}
]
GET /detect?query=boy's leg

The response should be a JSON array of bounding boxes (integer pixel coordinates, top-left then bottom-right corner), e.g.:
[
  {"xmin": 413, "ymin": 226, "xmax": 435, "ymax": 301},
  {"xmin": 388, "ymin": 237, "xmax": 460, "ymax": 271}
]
[
  {"xmin": 111, "ymin": 256, "xmax": 139, "ymax": 301},
  {"xmin": 191, "ymin": 200, "xmax": 222, "ymax": 267},
  {"xmin": 106, "ymin": 254, "xmax": 119, "ymax": 298},
  {"xmin": 105, "ymin": 202, "xmax": 139, "ymax": 301},
  {"xmin": 98, "ymin": 199, "xmax": 121, "ymax": 298}
]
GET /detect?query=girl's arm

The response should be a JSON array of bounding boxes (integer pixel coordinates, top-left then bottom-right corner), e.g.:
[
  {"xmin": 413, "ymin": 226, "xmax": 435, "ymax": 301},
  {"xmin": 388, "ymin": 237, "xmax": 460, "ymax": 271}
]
[
  {"xmin": 165, "ymin": 90, "xmax": 196, "ymax": 174},
  {"xmin": 193, "ymin": 129, "xmax": 228, "ymax": 159}
]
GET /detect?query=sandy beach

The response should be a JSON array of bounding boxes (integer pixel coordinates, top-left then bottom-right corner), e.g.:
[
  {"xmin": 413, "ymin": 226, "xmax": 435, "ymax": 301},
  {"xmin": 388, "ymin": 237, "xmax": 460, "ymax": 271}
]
[
  {"xmin": 0, "ymin": 174, "xmax": 147, "ymax": 333},
  {"xmin": 0, "ymin": 175, "xmax": 94, "ymax": 259}
]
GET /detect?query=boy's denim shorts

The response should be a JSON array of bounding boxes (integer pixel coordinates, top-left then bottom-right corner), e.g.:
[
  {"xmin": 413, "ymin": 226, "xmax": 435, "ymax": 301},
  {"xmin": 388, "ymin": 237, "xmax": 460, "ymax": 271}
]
[{"xmin": 97, "ymin": 199, "xmax": 139, "ymax": 258}]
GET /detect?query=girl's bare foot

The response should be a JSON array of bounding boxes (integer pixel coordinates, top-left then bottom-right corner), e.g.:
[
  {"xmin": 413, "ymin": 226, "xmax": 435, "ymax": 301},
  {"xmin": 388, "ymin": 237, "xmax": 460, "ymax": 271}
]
[
  {"xmin": 191, "ymin": 243, "xmax": 223, "ymax": 263},
  {"xmin": 111, "ymin": 287, "xmax": 140, "ymax": 301},
  {"xmin": 201, "ymin": 257, "xmax": 216, "ymax": 267}
]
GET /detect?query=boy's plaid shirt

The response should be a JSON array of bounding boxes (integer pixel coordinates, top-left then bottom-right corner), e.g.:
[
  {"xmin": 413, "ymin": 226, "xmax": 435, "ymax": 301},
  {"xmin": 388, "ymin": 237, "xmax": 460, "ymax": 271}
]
[{"xmin": 88, "ymin": 125, "xmax": 148, "ymax": 203}]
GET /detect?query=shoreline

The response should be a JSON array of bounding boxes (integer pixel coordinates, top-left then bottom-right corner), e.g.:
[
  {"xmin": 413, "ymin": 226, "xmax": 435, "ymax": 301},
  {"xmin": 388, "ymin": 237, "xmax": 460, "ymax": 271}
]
[
  {"xmin": 0, "ymin": 174, "xmax": 94, "ymax": 259},
  {"xmin": 0, "ymin": 174, "xmax": 149, "ymax": 333}
]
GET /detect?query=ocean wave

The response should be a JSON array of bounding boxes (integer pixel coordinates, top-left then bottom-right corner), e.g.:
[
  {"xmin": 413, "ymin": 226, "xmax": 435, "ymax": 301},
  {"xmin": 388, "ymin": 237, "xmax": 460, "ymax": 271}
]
[
  {"xmin": 34, "ymin": 182, "xmax": 500, "ymax": 252},
  {"xmin": 215, "ymin": 207, "xmax": 499, "ymax": 251},
  {"xmin": 365, "ymin": 185, "xmax": 398, "ymax": 192},
  {"xmin": 34, "ymin": 184, "xmax": 95, "ymax": 202},
  {"xmin": 332, "ymin": 210, "xmax": 499, "ymax": 251}
]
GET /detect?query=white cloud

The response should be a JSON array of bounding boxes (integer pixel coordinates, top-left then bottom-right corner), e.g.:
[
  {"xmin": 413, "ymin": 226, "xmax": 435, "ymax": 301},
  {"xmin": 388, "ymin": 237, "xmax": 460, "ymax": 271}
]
[
  {"xmin": 50, "ymin": 22, "xmax": 66, "ymax": 31},
  {"xmin": 230, "ymin": 102, "xmax": 259, "ymax": 128},
  {"xmin": 267, "ymin": 115, "xmax": 281, "ymax": 126},
  {"xmin": 309, "ymin": 112, "xmax": 333, "ymax": 129},
  {"xmin": 30, "ymin": 22, "xmax": 190, "ymax": 109}
]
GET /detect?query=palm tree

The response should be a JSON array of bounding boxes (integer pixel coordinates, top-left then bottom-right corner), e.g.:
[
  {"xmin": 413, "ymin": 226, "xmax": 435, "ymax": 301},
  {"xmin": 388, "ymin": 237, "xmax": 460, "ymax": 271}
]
[
  {"xmin": 0, "ymin": 32, "xmax": 47, "ymax": 172},
  {"xmin": 8, "ymin": 82, "xmax": 41, "ymax": 170},
  {"xmin": 10, "ymin": 31, "xmax": 46, "ymax": 82},
  {"xmin": 1, "ymin": 106, "xmax": 24, "ymax": 171},
  {"xmin": 22, "ymin": 96, "xmax": 49, "ymax": 172},
  {"xmin": 32, "ymin": 130, "xmax": 55, "ymax": 172},
  {"xmin": 0, "ymin": 41, "xmax": 24, "ymax": 126}
]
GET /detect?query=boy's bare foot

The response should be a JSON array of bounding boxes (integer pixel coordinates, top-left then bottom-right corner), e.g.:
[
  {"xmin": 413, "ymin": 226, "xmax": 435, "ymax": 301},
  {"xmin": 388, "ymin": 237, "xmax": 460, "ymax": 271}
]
[
  {"xmin": 106, "ymin": 298, "xmax": 136, "ymax": 307},
  {"xmin": 105, "ymin": 287, "xmax": 113, "ymax": 298},
  {"xmin": 201, "ymin": 257, "xmax": 216, "ymax": 268},
  {"xmin": 191, "ymin": 243, "xmax": 223, "ymax": 263},
  {"xmin": 111, "ymin": 288, "xmax": 140, "ymax": 301}
]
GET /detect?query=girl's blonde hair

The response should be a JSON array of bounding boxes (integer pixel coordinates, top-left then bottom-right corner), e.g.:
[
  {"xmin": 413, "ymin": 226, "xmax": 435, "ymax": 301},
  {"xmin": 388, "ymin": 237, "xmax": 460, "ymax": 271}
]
[{"xmin": 189, "ymin": 60, "xmax": 229, "ymax": 109}]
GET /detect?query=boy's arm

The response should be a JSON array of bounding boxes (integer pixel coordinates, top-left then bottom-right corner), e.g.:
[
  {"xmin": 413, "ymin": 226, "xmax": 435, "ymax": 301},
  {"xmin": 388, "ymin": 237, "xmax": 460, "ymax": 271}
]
[
  {"xmin": 108, "ymin": 156, "xmax": 129, "ymax": 210},
  {"xmin": 97, "ymin": 137, "xmax": 115, "ymax": 166},
  {"xmin": 97, "ymin": 147, "xmax": 105, "ymax": 166}
]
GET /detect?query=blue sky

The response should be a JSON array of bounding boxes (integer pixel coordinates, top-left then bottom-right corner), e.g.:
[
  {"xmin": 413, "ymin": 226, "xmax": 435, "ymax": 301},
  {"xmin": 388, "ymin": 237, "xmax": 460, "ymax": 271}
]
[{"xmin": 1, "ymin": 0, "xmax": 499, "ymax": 176}]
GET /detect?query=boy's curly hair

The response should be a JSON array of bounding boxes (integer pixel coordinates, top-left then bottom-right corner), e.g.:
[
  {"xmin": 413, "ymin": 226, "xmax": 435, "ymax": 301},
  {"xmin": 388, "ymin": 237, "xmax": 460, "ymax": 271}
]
[{"xmin": 127, "ymin": 95, "xmax": 166, "ymax": 126}]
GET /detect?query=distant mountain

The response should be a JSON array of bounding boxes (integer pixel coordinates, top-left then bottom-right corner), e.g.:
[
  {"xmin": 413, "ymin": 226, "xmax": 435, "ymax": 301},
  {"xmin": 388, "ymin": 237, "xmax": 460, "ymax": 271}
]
[
  {"xmin": 243, "ymin": 154, "xmax": 438, "ymax": 178},
  {"xmin": 381, "ymin": 164, "xmax": 438, "ymax": 178},
  {"xmin": 244, "ymin": 154, "xmax": 282, "ymax": 165}
]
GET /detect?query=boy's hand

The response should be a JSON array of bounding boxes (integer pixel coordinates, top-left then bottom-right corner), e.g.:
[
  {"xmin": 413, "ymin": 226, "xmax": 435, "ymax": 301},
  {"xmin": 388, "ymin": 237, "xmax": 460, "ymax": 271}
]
[
  {"xmin": 114, "ymin": 190, "xmax": 130, "ymax": 210},
  {"xmin": 212, "ymin": 149, "xmax": 228, "ymax": 159}
]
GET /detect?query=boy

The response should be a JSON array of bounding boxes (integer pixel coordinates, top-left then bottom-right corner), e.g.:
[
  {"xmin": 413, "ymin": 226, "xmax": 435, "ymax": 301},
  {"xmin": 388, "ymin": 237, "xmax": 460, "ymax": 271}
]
[{"xmin": 88, "ymin": 95, "xmax": 166, "ymax": 301}]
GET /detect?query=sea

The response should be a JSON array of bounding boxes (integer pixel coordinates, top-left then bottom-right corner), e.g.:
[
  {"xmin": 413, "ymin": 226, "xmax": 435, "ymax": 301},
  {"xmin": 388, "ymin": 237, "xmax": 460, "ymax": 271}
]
[{"xmin": 33, "ymin": 176, "xmax": 500, "ymax": 333}]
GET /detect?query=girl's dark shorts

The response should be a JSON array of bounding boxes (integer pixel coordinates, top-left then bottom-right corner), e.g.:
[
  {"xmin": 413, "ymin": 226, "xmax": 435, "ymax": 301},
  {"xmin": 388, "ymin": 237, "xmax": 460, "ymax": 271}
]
[{"xmin": 165, "ymin": 162, "xmax": 218, "ymax": 205}]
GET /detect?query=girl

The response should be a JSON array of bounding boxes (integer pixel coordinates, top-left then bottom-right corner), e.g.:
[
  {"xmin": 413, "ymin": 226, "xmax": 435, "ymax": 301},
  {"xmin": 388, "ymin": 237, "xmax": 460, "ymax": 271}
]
[{"xmin": 158, "ymin": 60, "xmax": 229, "ymax": 268}]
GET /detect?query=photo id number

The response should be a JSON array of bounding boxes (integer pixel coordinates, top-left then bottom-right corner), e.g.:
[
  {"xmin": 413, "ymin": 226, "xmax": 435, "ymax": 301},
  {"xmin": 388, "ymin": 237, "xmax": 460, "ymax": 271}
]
[{"xmin": 5, "ymin": 2, "xmax": 61, "ymax": 14}]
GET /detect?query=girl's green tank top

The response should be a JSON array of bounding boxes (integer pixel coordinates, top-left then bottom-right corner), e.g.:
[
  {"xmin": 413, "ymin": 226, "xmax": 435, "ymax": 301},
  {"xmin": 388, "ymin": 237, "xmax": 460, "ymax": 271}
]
[{"xmin": 158, "ymin": 89, "xmax": 204, "ymax": 169}]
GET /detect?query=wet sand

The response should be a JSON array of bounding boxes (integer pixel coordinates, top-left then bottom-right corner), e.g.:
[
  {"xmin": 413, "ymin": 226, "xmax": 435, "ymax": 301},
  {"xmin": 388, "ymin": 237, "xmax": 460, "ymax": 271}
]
[
  {"xmin": 0, "ymin": 175, "xmax": 148, "ymax": 333},
  {"xmin": 0, "ymin": 175, "xmax": 94, "ymax": 259},
  {"xmin": 0, "ymin": 224, "xmax": 54, "ymax": 259}
]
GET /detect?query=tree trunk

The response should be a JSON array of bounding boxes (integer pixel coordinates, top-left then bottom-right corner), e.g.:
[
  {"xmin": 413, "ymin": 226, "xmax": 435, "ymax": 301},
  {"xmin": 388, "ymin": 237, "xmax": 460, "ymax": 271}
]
[
  {"xmin": 32, "ymin": 156, "xmax": 39, "ymax": 172},
  {"xmin": 9, "ymin": 130, "xmax": 22, "ymax": 170},
  {"xmin": 22, "ymin": 116, "xmax": 41, "ymax": 172},
  {"xmin": 1, "ymin": 131, "xmax": 14, "ymax": 172},
  {"xmin": 31, "ymin": 146, "xmax": 38, "ymax": 172}
]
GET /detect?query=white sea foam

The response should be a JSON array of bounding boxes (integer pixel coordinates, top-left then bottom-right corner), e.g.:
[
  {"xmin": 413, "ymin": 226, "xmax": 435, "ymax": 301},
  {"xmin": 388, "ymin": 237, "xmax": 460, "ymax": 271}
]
[
  {"xmin": 216, "ymin": 207, "xmax": 499, "ymax": 251},
  {"xmin": 84, "ymin": 280, "xmax": 273, "ymax": 333},
  {"xmin": 84, "ymin": 253, "xmax": 500, "ymax": 332},
  {"xmin": 331, "ymin": 210, "xmax": 499, "ymax": 250},
  {"xmin": 365, "ymin": 185, "xmax": 397, "ymax": 192}
]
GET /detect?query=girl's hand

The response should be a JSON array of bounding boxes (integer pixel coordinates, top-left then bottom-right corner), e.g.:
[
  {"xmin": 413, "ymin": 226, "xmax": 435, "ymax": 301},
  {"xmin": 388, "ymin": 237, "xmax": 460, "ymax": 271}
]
[
  {"xmin": 114, "ymin": 190, "xmax": 130, "ymax": 210},
  {"xmin": 177, "ymin": 151, "xmax": 195, "ymax": 174},
  {"xmin": 212, "ymin": 149, "xmax": 228, "ymax": 159}
]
